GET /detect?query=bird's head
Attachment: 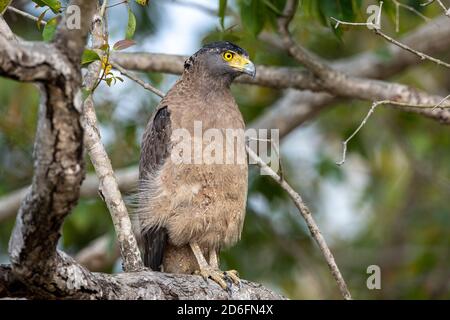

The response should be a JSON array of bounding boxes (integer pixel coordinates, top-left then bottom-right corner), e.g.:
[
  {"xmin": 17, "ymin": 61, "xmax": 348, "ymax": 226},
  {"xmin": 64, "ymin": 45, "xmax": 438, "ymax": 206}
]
[{"xmin": 184, "ymin": 41, "xmax": 256, "ymax": 83}]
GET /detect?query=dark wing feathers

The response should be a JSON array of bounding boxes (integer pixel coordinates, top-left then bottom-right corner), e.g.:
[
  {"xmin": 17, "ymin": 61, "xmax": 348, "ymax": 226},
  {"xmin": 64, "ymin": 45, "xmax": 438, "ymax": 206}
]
[
  {"xmin": 139, "ymin": 106, "xmax": 171, "ymax": 271},
  {"xmin": 140, "ymin": 106, "xmax": 172, "ymax": 176},
  {"xmin": 142, "ymin": 226, "xmax": 167, "ymax": 270}
]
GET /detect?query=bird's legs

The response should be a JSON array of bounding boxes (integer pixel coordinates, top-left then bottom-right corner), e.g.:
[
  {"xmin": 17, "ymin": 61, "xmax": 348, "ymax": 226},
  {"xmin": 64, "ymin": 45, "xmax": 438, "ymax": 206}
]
[
  {"xmin": 190, "ymin": 242, "xmax": 228, "ymax": 289},
  {"xmin": 190, "ymin": 242, "xmax": 240, "ymax": 290},
  {"xmin": 209, "ymin": 249, "xmax": 241, "ymax": 286}
]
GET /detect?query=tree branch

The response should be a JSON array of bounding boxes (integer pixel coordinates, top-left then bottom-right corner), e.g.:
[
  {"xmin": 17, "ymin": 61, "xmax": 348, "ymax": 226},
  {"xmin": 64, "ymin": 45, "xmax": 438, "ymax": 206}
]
[
  {"xmin": 0, "ymin": 166, "xmax": 138, "ymax": 223},
  {"xmin": 3, "ymin": 0, "xmax": 99, "ymax": 297},
  {"xmin": 111, "ymin": 52, "xmax": 319, "ymax": 91},
  {"xmin": 252, "ymin": 14, "xmax": 450, "ymax": 138},
  {"xmin": 110, "ymin": 60, "xmax": 165, "ymax": 97},
  {"xmin": 246, "ymin": 147, "xmax": 352, "ymax": 300},
  {"xmin": 112, "ymin": 12, "xmax": 450, "ymax": 126},
  {"xmin": 6, "ymin": 6, "xmax": 47, "ymax": 26},
  {"xmin": 0, "ymin": 259, "xmax": 284, "ymax": 299},
  {"xmin": 81, "ymin": 4, "xmax": 143, "ymax": 272}
]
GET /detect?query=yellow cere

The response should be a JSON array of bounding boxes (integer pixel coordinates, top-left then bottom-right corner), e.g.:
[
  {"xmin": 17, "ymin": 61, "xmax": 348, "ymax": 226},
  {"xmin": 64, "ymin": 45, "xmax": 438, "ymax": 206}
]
[{"xmin": 223, "ymin": 51, "xmax": 251, "ymax": 69}]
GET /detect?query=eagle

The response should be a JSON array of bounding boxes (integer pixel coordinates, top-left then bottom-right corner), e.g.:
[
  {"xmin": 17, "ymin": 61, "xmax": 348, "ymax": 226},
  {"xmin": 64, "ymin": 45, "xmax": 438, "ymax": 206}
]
[{"xmin": 134, "ymin": 41, "xmax": 255, "ymax": 289}]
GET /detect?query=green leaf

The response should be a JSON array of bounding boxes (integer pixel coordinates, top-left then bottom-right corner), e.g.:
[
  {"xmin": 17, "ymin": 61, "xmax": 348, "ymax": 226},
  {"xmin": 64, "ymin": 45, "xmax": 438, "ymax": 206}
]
[
  {"xmin": 105, "ymin": 77, "xmax": 113, "ymax": 87},
  {"xmin": 126, "ymin": 8, "xmax": 137, "ymax": 40},
  {"xmin": 202, "ymin": 30, "xmax": 242, "ymax": 44},
  {"xmin": 32, "ymin": 0, "xmax": 61, "ymax": 14},
  {"xmin": 36, "ymin": 8, "xmax": 49, "ymax": 30},
  {"xmin": 240, "ymin": 0, "xmax": 266, "ymax": 37},
  {"xmin": 115, "ymin": 76, "xmax": 124, "ymax": 82},
  {"xmin": 314, "ymin": 0, "xmax": 362, "ymax": 39},
  {"xmin": 113, "ymin": 39, "xmax": 136, "ymax": 51},
  {"xmin": 135, "ymin": 0, "xmax": 149, "ymax": 5},
  {"xmin": 0, "ymin": 0, "xmax": 12, "ymax": 15},
  {"xmin": 263, "ymin": 0, "xmax": 282, "ymax": 15},
  {"xmin": 219, "ymin": 0, "xmax": 227, "ymax": 29},
  {"xmin": 42, "ymin": 16, "xmax": 58, "ymax": 42},
  {"xmin": 81, "ymin": 49, "xmax": 101, "ymax": 65},
  {"xmin": 99, "ymin": 43, "xmax": 110, "ymax": 52}
]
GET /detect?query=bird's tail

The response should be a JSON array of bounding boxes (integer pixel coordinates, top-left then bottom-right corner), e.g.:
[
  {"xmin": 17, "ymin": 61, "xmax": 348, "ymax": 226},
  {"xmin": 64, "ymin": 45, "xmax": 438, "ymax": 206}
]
[{"xmin": 141, "ymin": 226, "xmax": 168, "ymax": 271}]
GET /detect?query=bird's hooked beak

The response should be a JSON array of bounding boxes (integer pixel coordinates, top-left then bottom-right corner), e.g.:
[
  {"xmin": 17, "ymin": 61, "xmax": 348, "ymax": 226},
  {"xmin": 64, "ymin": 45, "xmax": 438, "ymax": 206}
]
[
  {"xmin": 242, "ymin": 59, "xmax": 256, "ymax": 78},
  {"xmin": 229, "ymin": 54, "xmax": 256, "ymax": 78}
]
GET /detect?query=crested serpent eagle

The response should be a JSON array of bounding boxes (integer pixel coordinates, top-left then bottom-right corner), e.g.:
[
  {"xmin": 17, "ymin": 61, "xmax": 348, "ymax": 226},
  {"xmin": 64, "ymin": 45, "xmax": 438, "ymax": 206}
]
[{"xmin": 134, "ymin": 41, "xmax": 256, "ymax": 289}]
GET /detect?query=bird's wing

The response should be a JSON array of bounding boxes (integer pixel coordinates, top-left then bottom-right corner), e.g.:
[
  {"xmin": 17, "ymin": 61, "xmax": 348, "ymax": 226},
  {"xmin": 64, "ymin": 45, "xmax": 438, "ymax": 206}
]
[{"xmin": 139, "ymin": 105, "xmax": 171, "ymax": 270}]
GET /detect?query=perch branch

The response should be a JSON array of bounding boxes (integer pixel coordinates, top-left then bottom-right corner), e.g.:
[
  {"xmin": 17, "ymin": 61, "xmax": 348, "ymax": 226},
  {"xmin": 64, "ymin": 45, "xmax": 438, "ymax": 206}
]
[{"xmin": 0, "ymin": 259, "xmax": 284, "ymax": 299}]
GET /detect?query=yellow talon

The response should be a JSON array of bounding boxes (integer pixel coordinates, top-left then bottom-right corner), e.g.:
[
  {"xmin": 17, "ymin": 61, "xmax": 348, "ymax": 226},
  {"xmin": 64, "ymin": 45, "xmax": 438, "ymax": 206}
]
[
  {"xmin": 224, "ymin": 269, "xmax": 241, "ymax": 286},
  {"xmin": 195, "ymin": 268, "xmax": 228, "ymax": 289}
]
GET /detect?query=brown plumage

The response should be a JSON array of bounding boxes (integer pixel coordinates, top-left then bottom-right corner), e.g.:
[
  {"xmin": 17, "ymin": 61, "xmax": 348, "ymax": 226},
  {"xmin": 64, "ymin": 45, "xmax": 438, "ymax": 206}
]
[{"xmin": 133, "ymin": 42, "xmax": 255, "ymax": 289}]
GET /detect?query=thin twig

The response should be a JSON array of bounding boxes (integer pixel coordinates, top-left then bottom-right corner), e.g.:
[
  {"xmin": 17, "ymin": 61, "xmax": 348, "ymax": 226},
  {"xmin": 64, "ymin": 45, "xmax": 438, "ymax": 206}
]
[
  {"xmin": 421, "ymin": 0, "xmax": 435, "ymax": 6},
  {"xmin": 393, "ymin": 0, "xmax": 431, "ymax": 32},
  {"xmin": 336, "ymin": 98, "xmax": 450, "ymax": 165},
  {"xmin": 110, "ymin": 61, "xmax": 165, "ymax": 98},
  {"xmin": 7, "ymin": 6, "xmax": 47, "ymax": 25},
  {"xmin": 331, "ymin": 17, "xmax": 450, "ymax": 69},
  {"xmin": 106, "ymin": 0, "xmax": 128, "ymax": 9},
  {"xmin": 374, "ymin": 28, "xmax": 450, "ymax": 68},
  {"xmin": 435, "ymin": 0, "xmax": 450, "ymax": 16},
  {"xmin": 432, "ymin": 93, "xmax": 450, "ymax": 110},
  {"xmin": 246, "ymin": 146, "xmax": 352, "ymax": 300},
  {"xmin": 336, "ymin": 101, "xmax": 381, "ymax": 166}
]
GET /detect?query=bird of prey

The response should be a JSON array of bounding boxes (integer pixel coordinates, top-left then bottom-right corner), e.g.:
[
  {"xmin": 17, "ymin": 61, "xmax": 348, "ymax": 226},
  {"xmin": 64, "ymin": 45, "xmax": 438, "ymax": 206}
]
[{"xmin": 134, "ymin": 41, "xmax": 256, "ymax": 289}]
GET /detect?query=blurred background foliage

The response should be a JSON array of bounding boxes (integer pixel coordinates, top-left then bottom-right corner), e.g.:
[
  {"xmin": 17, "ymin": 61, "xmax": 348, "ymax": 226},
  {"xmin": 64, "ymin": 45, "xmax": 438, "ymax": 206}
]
[{"xmin": 0, "ymin": 0, "xmax": 449, "ymax": 299}]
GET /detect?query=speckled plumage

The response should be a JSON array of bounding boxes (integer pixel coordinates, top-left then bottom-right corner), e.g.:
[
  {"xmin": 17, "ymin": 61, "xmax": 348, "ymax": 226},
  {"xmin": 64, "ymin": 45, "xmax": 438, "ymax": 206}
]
[{"xmin": 134, "ymin": 42, "xmax": 251, "ymax": 275}]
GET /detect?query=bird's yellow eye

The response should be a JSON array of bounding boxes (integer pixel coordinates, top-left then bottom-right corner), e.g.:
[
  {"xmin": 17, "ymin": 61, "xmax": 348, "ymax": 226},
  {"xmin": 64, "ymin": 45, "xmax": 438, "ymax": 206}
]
[{"xmin": 223, "ymin": 51, "xmax": 234, "ymax": 61}]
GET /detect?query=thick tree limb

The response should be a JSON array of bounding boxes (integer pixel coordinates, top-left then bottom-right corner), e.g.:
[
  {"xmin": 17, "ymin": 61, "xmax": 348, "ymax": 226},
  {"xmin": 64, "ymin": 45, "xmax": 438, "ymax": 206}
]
[
  {"xmin": 0, "ymin": 16, "xmax": 17, "ymax": 41},
  {"xmin": 0, "ymin": 36, "xmax": 69, "ymax": 82},
  {"xmin": 111, "ymin": 52, "xmax": 318, "ymax": 91},
  {"xmin": 2, "ymin": 0, "xmax": 100, "ymax": 298},
  {"xmin": 0, "ymin": 259, "xmax": 284, "ymax": 299}
]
